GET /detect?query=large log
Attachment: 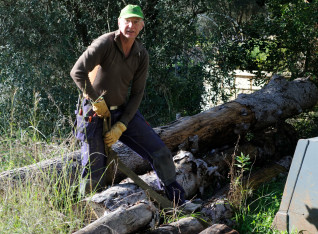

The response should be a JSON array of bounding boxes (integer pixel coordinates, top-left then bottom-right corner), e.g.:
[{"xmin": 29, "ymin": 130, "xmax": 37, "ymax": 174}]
[
  {"xmin": 79, "ymin": 153, "xmax": 292, "ymax": 231},
  {"xmin": 78, "ymin": 151, "xmax": 215, "ymax": 232},
  {"xmin": 0, "ymin": 143, "xmax": 152, "ymax": 188},
  {"xmin": 156, "ymin": 76, "xmax": 318, "ymax": 151},
  {"xmin": 74, "ymin": 202, "xmax": 157, "ymax": 234}
]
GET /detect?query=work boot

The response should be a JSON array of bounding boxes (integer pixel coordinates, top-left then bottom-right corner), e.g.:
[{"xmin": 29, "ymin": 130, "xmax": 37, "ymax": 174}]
[{"xmin": 164, "ymin": 181, "xmax": 185, "ymax": 206}]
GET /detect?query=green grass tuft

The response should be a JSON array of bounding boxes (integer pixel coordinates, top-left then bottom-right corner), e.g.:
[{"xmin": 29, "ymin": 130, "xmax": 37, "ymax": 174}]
[{"xmin": 234, "ymin": 176, "xmax": 287, "ymax": 233}]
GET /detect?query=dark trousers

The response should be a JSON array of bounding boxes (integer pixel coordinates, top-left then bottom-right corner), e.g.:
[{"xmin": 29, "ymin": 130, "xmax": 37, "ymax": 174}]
[{"xmin": 78, "ymin": 99, "xmax": 176, "ymax": 187}]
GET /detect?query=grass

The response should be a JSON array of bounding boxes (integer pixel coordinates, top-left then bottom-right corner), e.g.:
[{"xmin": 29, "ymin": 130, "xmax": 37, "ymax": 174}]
[
  {"xmin": 1, "ymin": 110, "xmax": 315, "ymax": 233},
  {"xmin": 0, "ymin": 179, "xmax": 80, "ymax": 233},
  {"xmin": 0, "ymin": 132, "xmax": 290, "ymax": 233},
  {"xmin": 0, "ymin": 176, "xmax": 91, "ymax": 233},
  {"xmin": 226, "ymin": 144, "xmax": 291, "ymax": 234},
  {"xmin": 0, "ymin": 130, "xmax": 90, "ymax": 233},
  {"xmin": 233, "ymin": 175, "xmax": 288, "ymax": 233},
  {"xmin": 159, "ymin": 208, "xmax": 205, "ymax": 225},
  {"xmin": 0, "ymin": 128, "xmax": 76, "ymax": 173}
]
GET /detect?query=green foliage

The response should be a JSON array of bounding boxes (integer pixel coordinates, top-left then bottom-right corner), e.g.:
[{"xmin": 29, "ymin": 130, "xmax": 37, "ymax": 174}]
[
  {"xmin": 234, "ymin": 176, "xmax": 287, "ymax": 233},
  {"xmin": 235, "ymin": 152, "xmax": 251, "ymax": 171},
  {"xmin": 0, "ymin": 0, "xmax": 79, "ymax": 138},
  {"xmin": 1, "ymin": 0, "xmax": 317, "ymax": 134},
  {"xmin": 0, "ymin": 133, "xmax": 86, "ymax": 233},
  {"xmin": 139, "ymin": 0, "xmax": 209, "ymax": 124},
  {"xmin": 0, "ymin": 175, "xmax": 86, "ymax": 233},
  {"xmin": 267, "ymin": 0, "xmax": 318, "ymax": 77},
  {"xmin": 286, "ymin": 104, "xmax": 318, "ymax": 139},
  {"xmin": 160, "ymin": 208, "xmax": 205, "ymax": 225},
  {"xmin": 228, "ymin": 150, "xmax": 253, "ymax": 216},
  {"xmin": 197, "ymin": 0, "xmax": 318, "ymax": 81},
  {"xmin": 243, "ymin": 0, "xmax": 318, "ymax": 78}
]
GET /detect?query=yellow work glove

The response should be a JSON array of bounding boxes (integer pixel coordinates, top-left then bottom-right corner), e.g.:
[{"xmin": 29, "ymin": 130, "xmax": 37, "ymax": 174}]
[
  {"xmin": 92, "ymin": 98, "xmax": 110, "ymax": 118},
  {"xmin": 104, "ymin": 122, "xmax": 127, "ymax": 147}
]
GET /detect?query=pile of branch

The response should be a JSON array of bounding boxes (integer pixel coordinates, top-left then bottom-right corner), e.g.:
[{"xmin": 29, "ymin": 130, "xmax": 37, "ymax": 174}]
[{"xmin": 1, "ymin": 76, "xmax": 318, "ymax": 233}]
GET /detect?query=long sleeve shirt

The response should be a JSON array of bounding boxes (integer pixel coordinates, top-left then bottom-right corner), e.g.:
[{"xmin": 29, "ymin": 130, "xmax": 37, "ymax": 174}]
[{"xmin": 70, "ymin": 30, "xmax": 149, "ymax": 126}]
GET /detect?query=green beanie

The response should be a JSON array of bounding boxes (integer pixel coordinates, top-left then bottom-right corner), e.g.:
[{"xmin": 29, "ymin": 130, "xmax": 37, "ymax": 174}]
[{"xmin": 119, "ymin": 5, "xmax": 144, "ymax": 19}]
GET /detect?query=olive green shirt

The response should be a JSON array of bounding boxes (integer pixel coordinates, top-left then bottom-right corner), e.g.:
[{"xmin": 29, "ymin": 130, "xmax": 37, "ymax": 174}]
[{"xmin": 70, "ymin": 30, "xmax": 149, "ymax": 126}]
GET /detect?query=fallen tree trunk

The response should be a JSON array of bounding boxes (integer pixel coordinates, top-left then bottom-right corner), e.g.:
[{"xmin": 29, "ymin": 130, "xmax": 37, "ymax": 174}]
[
  {"xmin": 74, "ymin": 202, "xmax": 157, "ymax": 234},
  {"xmin": 1, "ymin": 76, "xmax": 317, "ymax": 186},
  {"xmin": 0, "ymin": 143, "xmax": 152, "ymax": 187},
  {"xmin": 78, "ymin": 150, "xmax": 215, "ymax": 232},
  {"xmin": 156, "ymin": 76, "xmax": 318, "ymax": 151}
]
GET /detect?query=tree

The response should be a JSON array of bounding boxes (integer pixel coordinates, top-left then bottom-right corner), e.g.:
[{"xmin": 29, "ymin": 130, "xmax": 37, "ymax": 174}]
[
  {"xmin": 0, "ymin": 0, "xmax": 79, "ymax": 137},
  {"xmin": 263, "ymin": 0, "xmax": 318, "ymax": 77},
  {"xmin": 197, "ymin": 0, "xmax": 318, "ymax": 79}
]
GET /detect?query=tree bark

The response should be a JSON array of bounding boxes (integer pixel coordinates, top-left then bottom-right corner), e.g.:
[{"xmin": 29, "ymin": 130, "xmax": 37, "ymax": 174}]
[
  {"xmin": 80, "ymin": 150, "xmax": 215, "ymax": 217},
  {"xmin": 199, "ymin": 224, "xmax": 239, "ymax": 234},
  {"xmin": 146, "ymin": 217, "xmax": 207, "ymax": 234},
  {"xmin": 74, "ymin": 202, "xmax": 157, "ymax": 234},
  {"xmin": 156, "ymin": 76, "xmax": 318, "ymax": 151}
]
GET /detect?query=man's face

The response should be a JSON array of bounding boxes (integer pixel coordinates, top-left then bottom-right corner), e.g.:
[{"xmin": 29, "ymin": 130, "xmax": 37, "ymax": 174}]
[{"xmin": 118, "ymin": 17, "xmax": 144, "ymax": 40}]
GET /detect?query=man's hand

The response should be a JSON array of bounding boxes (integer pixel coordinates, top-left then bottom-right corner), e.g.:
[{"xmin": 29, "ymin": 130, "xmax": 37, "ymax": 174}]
[
  {"xmin": 92, "ymin": 98, "xmax": 110, "ymax": 118},
  {"xmin": 104, "ymin": 122, "xmax": 127, "ymax": 147}
]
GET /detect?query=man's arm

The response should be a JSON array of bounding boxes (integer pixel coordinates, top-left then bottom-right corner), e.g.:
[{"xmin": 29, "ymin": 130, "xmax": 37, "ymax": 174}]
[{"xmin": 70, "ymin": 35, "xmax": 110, "ymax": 101}]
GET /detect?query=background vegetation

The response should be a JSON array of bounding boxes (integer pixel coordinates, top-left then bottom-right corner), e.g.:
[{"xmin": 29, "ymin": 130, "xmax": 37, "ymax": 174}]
[
  {"xmin": 1, "ymin": 0, "xmax": 317, "ymax": 135},
  {"xmin": 0, "ymin": 0, "xmax": 318, "ymax": 233}
]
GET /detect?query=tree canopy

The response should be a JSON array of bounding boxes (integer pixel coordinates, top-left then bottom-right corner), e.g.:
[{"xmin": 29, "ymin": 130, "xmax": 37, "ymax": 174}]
[{"xmin": 0, "ymin": 0, "xmax": 317, "ymax": 138}]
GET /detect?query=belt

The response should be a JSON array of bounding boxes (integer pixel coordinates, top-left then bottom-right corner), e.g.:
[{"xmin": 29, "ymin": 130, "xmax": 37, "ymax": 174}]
[{"xmin": 109, "ymin": 106, "xmax": 118, "ymax": 110}]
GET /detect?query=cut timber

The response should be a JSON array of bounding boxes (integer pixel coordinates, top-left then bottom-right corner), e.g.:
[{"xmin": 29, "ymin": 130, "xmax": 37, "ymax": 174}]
[
  {"xmin": 82, "ymin": 151, "xmax": 216, "ymax": 215},
  {"xmin": 156, "ymin": 76, "xmax": 318, "ymax": 150},
  {"xmin": 146, "ymin": 217, "xmax": 207, "ymax": 234},
  {"xmin": 199, "ymin": 224, "xmax": 239, "ymax": 234},
  {"xmin": 74, "ymin": 202, "xmax": 157, "ymax": 234}
]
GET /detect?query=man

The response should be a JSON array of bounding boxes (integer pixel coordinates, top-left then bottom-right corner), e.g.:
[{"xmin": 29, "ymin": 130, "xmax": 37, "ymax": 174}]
[{"xmin": 70, "ymin": 5, "xmax": 185, "ymax": 205}]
